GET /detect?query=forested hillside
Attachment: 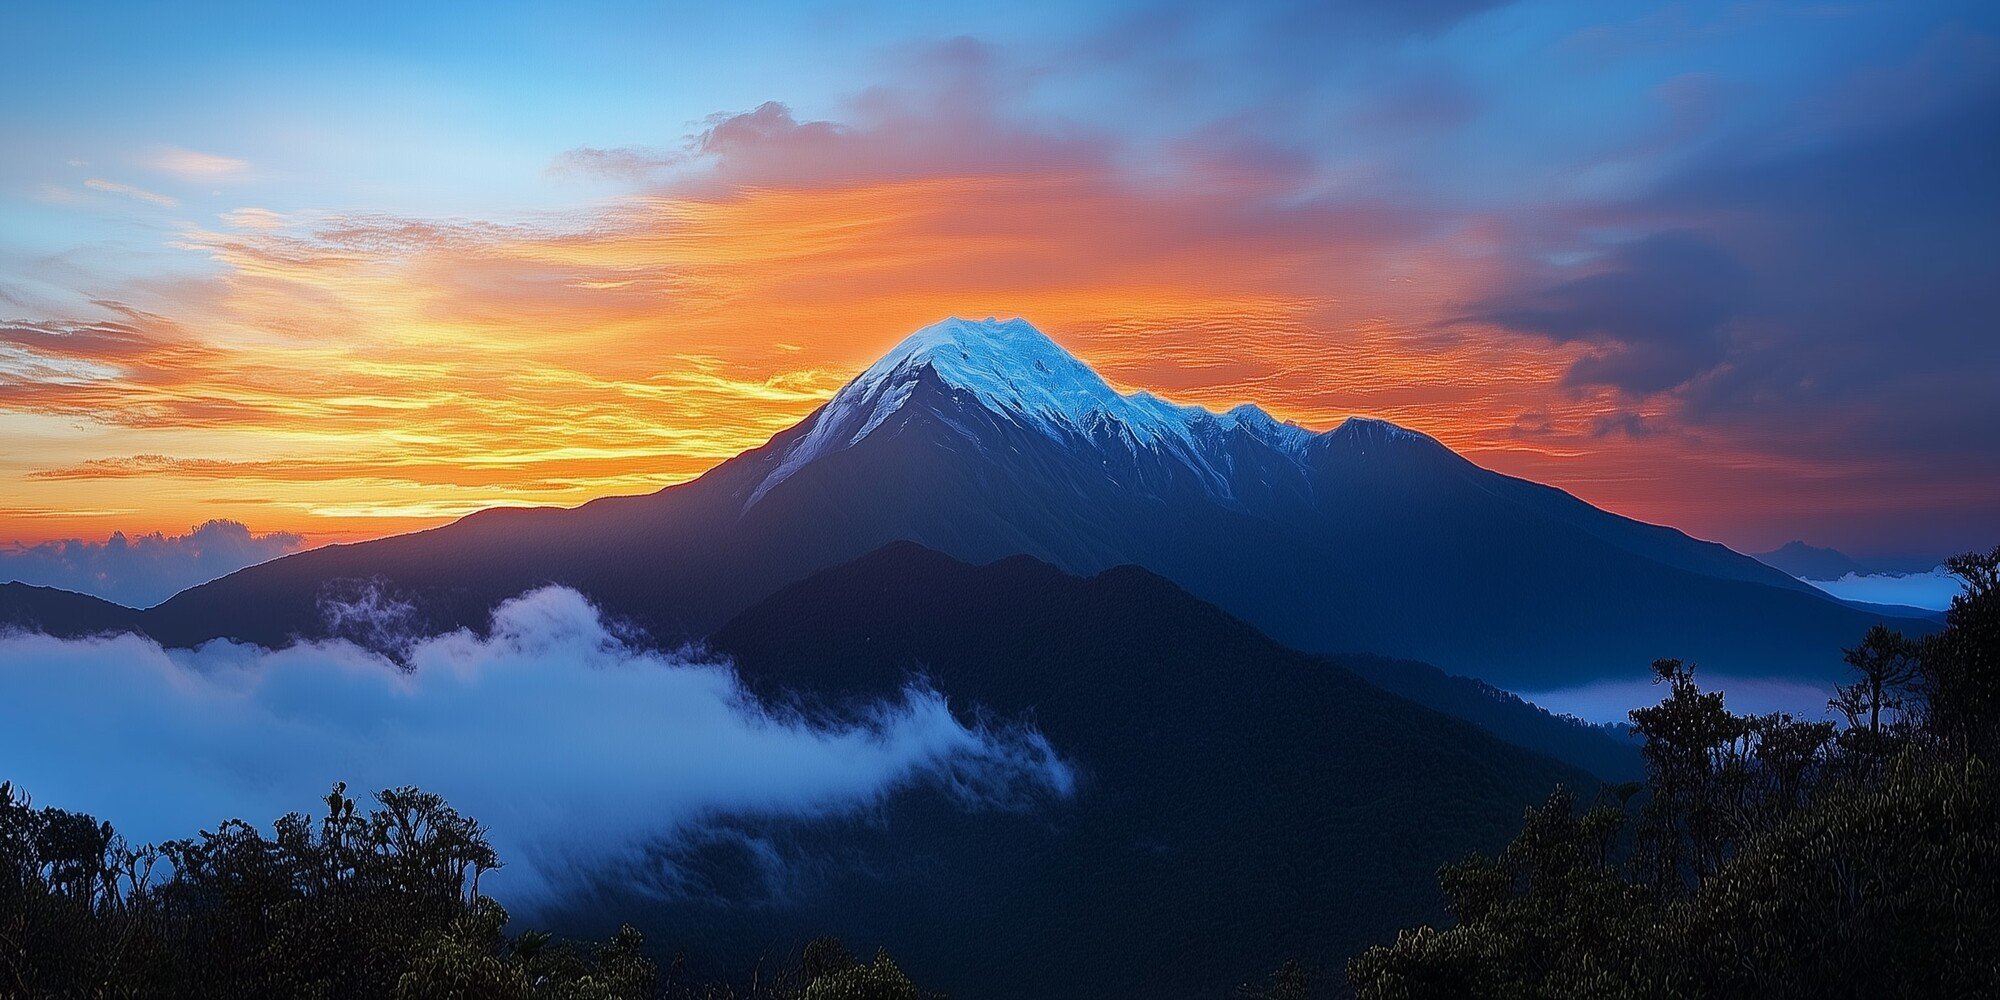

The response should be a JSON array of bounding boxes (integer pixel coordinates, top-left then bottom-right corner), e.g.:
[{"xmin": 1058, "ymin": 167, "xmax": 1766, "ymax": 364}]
[{"xmin": 1349, "ymin": 547, "xmax": 2000, "ymax": 997}]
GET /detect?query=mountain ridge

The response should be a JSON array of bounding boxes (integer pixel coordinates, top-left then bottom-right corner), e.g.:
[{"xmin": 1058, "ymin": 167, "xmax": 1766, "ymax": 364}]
[
  {"xmin": 2, "ymin": 317, "xmax": 1927, "ymax": 690},
  {"xmin": 1753, "ymin": 539, "xmax": 1940, "ymax": 580},
  {"xmin": 753, "ymin": 315, "xmax": 1447, "ymax": 511},
  {"xmin": 725, "ymin": 541, "xmax": 1644, "ymax": 782},
  {"xmin": 541, "ymin": 539, "xmax": 1606, "ymax": 998}
]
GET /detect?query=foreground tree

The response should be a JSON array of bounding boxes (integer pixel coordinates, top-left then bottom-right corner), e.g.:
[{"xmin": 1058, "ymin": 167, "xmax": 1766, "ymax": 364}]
[
  {"xmin": 2, "ymin": 782, "xmax": 948, "ymax": 999},
  {"xmin": 0, "ymin": 781, "xmax": 654, "ymax": 999},
  {"xmin": 1832, "ymin": 625, "xmax": 1922, "ymax": 765}
]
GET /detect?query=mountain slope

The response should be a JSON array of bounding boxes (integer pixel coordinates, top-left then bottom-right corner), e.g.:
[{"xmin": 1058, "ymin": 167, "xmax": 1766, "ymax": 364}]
[
  {"xmin": 0, "ymin": 582, "xmax": 144, "ymax": 636},
  {"xmin": 57, "ymin": 317, "xmax": 1923, "ymax": 688},
  {"xmin": 1331, "ymin": 651, "xmax": 1641, "ymax": 782},
  {"xmin": 537, "ymin": 542, "xmax": 1598, "ymax": 999},
  {"xmin": 1754, "ymin": 540, "xmax": 1873, "ymax": 579}
]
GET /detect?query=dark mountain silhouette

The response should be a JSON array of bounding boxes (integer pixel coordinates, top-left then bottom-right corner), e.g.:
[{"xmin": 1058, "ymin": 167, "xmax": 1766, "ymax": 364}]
[
  {"xmin": 1753, "ymin": 540, "xmax": 1873, "ymax": 579},
  {"xmin": 0, "ymin": 582, "xmax": 143, "ymax": 636},
  {"xmin": 1752, "ymin": 539, "xmax": 1942, "ymax": 581},
  {"xmin": 536, "ymin": 542, "xmax": 1598, "ymax": 999},
  {"xmin": 1331, "ymin": 652, "xmax": 1640, "ymax": 781},
  {"xmin": 9, "ymin": 317, "xmax": 1925, "ymax": 689}
]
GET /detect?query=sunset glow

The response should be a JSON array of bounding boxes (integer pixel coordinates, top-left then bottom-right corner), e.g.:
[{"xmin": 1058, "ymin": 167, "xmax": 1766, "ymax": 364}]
[{"xmin": 4, "ymin": 2, "xmax": 1995, "ymax": 560}]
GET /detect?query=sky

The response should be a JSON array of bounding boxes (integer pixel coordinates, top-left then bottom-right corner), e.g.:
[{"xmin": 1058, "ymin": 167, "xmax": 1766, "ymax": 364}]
[{"xmin": 2, "ymin": 0, "xmax": 1996, "ymax": 569}]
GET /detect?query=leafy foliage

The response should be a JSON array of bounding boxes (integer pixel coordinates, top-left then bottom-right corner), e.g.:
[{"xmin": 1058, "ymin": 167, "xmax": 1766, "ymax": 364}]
[
  {"xmin": 0, "ymin": 780, "xmax": 944, "ymax": 999},
  {"xmin": 1348, "ymin": 546, "xmax": 2000, "ymax": 998},
  {"xmin": 0, "ymin": 781, "xmax": 652, "ymax": 998}
]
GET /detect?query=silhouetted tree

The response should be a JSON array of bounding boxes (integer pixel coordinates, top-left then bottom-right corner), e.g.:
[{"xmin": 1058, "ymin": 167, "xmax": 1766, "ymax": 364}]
[
  {"xmin": 0, "ymin": 781, "xmax": 655, "ymax": 999},
  {"xmin": 1833, "ymin": 624, "xmax": 1922, "ymax": 763},
  {"xmin": 1921, "ymin": 546, "xmax": 2000, "ymax": 756}
]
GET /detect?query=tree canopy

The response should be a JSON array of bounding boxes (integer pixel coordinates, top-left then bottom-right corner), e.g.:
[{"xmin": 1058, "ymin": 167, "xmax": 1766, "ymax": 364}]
[{"xmin": 1, "ymin": 781, "xmax": 938, "ymax": 999}]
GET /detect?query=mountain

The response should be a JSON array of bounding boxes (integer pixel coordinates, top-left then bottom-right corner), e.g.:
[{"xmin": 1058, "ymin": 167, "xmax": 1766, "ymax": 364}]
[
  {"xmin": 537, "ymin": 542, "xmax": 1598, "ymax": 999},
  {"xmin": 0, "ymin": 582, "xmax": 143, "ymax": 636},
  {"xmin": 1330, "ymin": 652, "xmax": 1640, "ymax": 781},
  {"xmin": 1752, "ymin": 539, "xmax": 1941, "ymax": 581},
  {"xmin": 1753, "ymin": 541, "xmax": 1873, "ymax": 580},
  {"xmin": 32, "ymin": 316, "xmax": 1923, "ymax": 689}
]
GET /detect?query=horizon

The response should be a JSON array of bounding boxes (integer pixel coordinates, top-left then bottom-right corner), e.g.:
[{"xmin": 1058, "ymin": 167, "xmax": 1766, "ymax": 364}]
[
  {"xmin": 2, "ymin": 314, "xmax": 1973, "ymax": 615},
  {"xmin": 0, "ymin": 311, "xmax": 1984, "ymax": 610}
]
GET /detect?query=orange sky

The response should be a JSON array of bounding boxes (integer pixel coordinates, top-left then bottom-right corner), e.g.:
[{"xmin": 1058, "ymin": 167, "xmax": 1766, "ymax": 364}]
[
  {"xmin": 1, "ymin": 163, "xmax": 1884, "ymax": 552},
  {"xmin": 8, "ymin": 1, "xmax": 1998, "ymax": 575}
]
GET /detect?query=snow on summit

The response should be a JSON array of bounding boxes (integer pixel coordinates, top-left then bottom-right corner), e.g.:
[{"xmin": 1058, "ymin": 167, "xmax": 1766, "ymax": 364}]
[
  {"xmin": 749, "ymin": 316, "xmax": 1427, "ymax": 506},
  {"xmin": 849, "ymin": 316, "xmax": 1313, "ymax": 446}
]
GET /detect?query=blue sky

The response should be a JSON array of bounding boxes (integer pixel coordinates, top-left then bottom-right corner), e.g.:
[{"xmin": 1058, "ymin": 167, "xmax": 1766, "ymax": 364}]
[
  {"xmin": 2, "ymin": 0, "xmax": 1996, "ymax": 561},
  {"xmin": 12, "ymin": 1, "xmax": 1982, "ymax": 220}
]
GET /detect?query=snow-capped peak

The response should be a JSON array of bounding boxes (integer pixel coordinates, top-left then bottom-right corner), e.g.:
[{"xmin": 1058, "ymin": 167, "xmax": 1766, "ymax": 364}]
[
  {"xmin": 861, "ymin": 316, "xmax": 1128, "ymax": 434},
  {"xmin": 858, "ymin": 317, "xmax": 1314, "ymax": 446},
  {"xmin": 748, "ymin": 316, "xmax": 1327, "ymax": 506}
]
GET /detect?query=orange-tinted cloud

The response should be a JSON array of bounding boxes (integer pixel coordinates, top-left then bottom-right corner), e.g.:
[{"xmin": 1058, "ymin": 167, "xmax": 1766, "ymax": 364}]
[
  {"xmin": 3, "ymin": 43, "xmax": 1969, "ymax": 556},
  {"xmin": 146, "ymin": 146, "xmax": 249, "ymax": 181},
  {"xmin": 81, "ymin": 178, "xmax": 178, "ymax": 208},
  {"xmin": 0, "ymin": 166, "xmax": 1705, "ymax": 547}
]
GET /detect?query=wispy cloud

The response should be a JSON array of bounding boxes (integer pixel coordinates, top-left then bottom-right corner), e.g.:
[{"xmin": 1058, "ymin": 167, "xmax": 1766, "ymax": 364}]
[
  {"xmin": 147, "ymin": 145, "xmax": 248, "ymax": 180},
  {"xmin": 82, "ymin": 177, "xmax": 178, "ymax": 208},
  {"xmin": 220, "ymin": 206, "xmax": 288, "ymax": 230}
]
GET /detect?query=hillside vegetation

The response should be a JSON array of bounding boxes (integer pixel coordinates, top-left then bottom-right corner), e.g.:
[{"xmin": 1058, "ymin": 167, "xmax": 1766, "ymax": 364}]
[{"xmin": 1349, "ymin": 546, "xmax": 2000, "ymax": 997}]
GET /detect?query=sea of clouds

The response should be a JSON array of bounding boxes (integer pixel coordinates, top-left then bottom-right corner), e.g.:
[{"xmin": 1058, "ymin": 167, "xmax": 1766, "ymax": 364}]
[
  {"xmin": 1801, "ymin": 565, "xmax": 1965, "ymax": 612},
  {"xmin": 1519, "ymin": 673, "xmax": 1841, "ymax": 727},
  {"xmin": 0, "ymin": 585, "xmax": 1073, "ymax": 900},
  {"xmin": 0, "ymin": 519, "xmax": 303, "ymax": 607}
]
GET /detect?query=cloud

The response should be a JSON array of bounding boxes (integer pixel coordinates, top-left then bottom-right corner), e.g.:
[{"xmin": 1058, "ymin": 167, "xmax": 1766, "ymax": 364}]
[
  {"xmin": 0, "ymin": 519, "xmax": 303, "ymax": 607},
  {"xmin": 654, "ymin": 39, "xmax": 1115, "ymax": 194},
  {"xmin": 547, "ymin": 145, "xmax": 681, "ymax": 181},
  {"xmin": 82, "ymin": 178, "xmax": 178, "ymax": 208},
  {"xmin": 220, "ymin": 207, "xmax": 288, "ymax": 230},
  {"xmin": 1, "ymin": 314, "xmax": 175, "ymax": 364},
  {"xmin": 1446, "ymin": 38, "xmax": 2000, "ymax": 553},
  {"xmin": 1468, "ymin": 230, "xmax": 1749, "ymax": 394},
  {"xmin": 1648, "ymin": 93, "xmax": 2000, "ymax": 457},
  {"xmin": 0, "ymin": 586, "xmax": 1073, "ymax": 900},
  {"xmin": 1801, "ymin": 566, "xmax": 1966, "ymax": 612},
  {"xmin": 147, "ymin": 146, "xmax": 248, "ymax": 181},
  {"xmin": 1521, "ymin": 674, "xmax": 1839, "ymax": 726}
]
